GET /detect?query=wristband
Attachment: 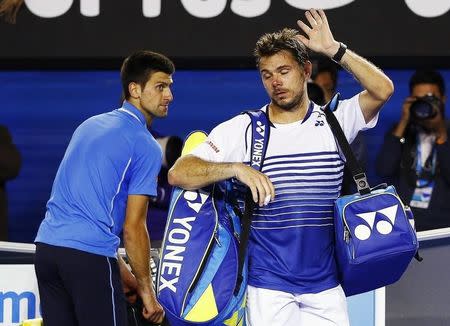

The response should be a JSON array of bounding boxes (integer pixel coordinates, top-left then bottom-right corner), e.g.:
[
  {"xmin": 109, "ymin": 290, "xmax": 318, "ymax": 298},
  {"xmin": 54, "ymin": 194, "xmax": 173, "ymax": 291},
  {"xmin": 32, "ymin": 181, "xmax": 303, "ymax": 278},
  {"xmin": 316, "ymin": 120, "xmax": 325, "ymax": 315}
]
[{"xmin": 332, "ymin": 42, "xmax": 347, "ymax": 63}]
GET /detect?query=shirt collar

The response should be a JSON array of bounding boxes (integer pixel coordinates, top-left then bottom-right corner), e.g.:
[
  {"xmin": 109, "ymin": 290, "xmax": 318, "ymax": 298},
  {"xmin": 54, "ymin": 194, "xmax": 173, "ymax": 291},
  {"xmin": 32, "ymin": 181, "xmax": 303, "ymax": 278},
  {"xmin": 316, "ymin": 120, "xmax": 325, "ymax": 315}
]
[
  {"xmin": 301, "ymin": 101, "xmax": 314, "ymax": 124},
  {"xmin": 264, "ymin": 101, "xmax": 314, "ymax": 126},
  {"xmin": 119, "ymin": 101, "xmax": 147, "ymax": 127}
]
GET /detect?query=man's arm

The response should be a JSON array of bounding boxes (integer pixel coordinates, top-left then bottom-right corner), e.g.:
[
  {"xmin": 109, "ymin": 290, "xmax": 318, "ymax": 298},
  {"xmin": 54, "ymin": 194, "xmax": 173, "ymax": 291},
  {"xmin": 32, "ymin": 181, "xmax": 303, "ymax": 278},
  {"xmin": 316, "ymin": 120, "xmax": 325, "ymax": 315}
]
[
  {"xmin": 297, "ymin": 9, "xmax": 394, "ymax": 123},
  {"xmin": 339, "ymin": 50, "xmax": 394, "ymax": 123},
  {"xmin": 123, "ymin": 194, "xmax": 164, "ymax": 324},
  {"xmin": 168, "ymin": 154, "xmax": 275, "ymax": 207},
  {"xmin": 118, "ymin": 254, "xmax": 138, "ymax": 303},
  {"xmin": 0, "ymin": 126, "xmax": 21, "ymax": 181}
]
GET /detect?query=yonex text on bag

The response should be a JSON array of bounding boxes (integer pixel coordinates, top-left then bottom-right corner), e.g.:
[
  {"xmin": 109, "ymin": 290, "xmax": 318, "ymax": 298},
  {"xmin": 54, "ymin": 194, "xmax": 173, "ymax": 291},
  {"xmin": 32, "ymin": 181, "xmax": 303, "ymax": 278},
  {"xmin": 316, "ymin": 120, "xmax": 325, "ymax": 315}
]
[{"xmin": 157, "ymin": 111, "xmax": 269, "ymax": 325}]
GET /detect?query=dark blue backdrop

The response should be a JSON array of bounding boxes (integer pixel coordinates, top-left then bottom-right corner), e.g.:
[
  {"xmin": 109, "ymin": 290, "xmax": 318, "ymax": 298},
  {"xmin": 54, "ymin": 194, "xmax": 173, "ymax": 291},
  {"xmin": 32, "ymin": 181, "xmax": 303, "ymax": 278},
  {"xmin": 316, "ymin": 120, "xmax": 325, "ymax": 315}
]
[{"xmin": 1, "ymin": 69, "xmax": 449, "ymax": 242}]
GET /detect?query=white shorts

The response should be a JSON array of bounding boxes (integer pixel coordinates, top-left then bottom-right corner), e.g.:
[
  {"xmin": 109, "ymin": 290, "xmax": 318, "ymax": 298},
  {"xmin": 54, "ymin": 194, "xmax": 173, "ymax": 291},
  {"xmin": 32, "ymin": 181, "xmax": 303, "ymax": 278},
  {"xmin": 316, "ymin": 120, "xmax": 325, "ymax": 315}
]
[{"xmin": 246, "ymin": 284, "xmax": 349, "ymax": 326}]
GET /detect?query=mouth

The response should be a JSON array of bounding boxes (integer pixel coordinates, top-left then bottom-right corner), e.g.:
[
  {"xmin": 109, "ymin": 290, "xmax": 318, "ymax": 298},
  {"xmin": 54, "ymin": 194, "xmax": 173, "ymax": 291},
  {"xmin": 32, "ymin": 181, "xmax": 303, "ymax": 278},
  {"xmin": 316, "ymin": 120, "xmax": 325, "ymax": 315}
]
[
  {"xmin": 274, "ymin": 90, "xmax": 288, "ymax": 99},
  {"xmin": 274, "ymin": 87, "xmax": 288, "ymax": 94}
]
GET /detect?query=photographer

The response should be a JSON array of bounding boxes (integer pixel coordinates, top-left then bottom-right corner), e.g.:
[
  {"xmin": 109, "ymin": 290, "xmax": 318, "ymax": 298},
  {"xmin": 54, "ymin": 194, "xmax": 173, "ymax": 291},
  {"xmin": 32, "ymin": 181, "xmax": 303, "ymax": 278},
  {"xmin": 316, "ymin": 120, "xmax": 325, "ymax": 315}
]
[{"xmin": 376, "ymin": 70, "xmax": 450, "ymax": 231}]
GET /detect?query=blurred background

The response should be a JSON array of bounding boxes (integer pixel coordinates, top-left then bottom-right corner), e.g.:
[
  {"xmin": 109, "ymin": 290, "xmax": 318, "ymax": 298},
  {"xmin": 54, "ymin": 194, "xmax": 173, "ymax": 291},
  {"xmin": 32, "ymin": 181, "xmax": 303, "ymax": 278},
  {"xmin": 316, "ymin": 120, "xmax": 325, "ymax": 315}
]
[
  {"xmin": 1, "ymin": 0, "xmax": 450, "ymax": 242},
  {"xmin": 2, "ymin": 2, "xmax": 450, "ymax": 325}
]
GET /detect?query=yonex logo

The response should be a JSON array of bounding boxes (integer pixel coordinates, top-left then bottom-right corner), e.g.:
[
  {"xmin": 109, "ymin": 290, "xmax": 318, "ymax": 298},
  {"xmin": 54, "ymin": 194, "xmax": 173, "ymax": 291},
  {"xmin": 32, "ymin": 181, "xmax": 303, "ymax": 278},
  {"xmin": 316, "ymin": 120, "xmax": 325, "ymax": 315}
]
[
  {"xmin": 314, "ymin": 119, "xmax": 324, "ymax": 127},
  {"xmin": 256, "ymin": 120, "xmax": 265, "ymax": 137},
  {"xmin": 252, "ymin": 120, "xmax": 265, "ymax": 168},
  {"xmin": 353, "ymin": 204, "xmax": 398, "ymax": 240},
  {"xmin": 314, "ymin": 111, "xmax": 325, "ymax": 127},
  {"xmin": 159, "ymin": 190, "xmax": 208, "ymax": 293},
  {"xmin": 184, "ymin": 190, "xmax": 208, "ymax": 213}
]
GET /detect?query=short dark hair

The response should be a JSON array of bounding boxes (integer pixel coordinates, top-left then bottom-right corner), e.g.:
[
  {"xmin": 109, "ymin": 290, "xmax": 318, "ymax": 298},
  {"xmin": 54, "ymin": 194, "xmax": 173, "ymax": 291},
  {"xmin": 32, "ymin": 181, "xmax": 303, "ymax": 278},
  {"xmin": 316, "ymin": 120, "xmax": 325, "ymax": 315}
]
[
  {"xmin": 254, "ymin": 28, "xmax": 309, "ymax": 68},
  {"xmin": 409, "ymin": 70, "xmax": 445, "ymax": 96},
  {"xmin": 121, "ymin": 50, "xmax": 175, "ymax": 100}
]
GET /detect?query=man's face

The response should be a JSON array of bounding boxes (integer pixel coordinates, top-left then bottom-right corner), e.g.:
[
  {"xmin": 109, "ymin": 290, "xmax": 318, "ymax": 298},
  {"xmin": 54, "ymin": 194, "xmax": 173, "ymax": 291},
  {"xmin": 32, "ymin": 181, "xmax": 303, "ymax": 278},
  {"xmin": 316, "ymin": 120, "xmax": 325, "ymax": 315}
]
[
  {"xmin": 259, "ymin": 50, "xmax": 311, "ymax": 111},
  {"xmin": 411, "ymin": 83, "xmax": 443, "ymax": 100},
  {"xmin": 411, "ymin": 83, "xmax": 446, "ymax": 129},
  {"xmin": 139, "ymin": 71, "xmax": 174, "ymax": 119}
]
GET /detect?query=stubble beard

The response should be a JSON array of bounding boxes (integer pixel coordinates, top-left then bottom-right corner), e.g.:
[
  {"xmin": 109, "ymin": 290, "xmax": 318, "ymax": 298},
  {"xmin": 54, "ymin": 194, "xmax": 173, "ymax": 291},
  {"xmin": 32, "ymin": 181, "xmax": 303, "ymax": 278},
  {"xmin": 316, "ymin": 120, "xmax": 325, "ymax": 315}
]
[
  {"xmin": 272, "ymin": 91, "xmax": 305, "ymax": 112},
  {"xmin": 141, "ymin": 100, "xmax": 168, "ymax": 119}
]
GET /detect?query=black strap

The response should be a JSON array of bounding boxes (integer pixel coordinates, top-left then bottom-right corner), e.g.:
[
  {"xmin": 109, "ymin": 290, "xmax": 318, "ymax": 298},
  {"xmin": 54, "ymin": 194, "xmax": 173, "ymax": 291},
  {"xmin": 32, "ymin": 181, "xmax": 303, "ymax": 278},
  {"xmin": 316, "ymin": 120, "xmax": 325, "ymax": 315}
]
[
  {"xmin": 234, "ymin": 191, "xmax": 255, "ymax": 294},
  {"xmin": 322, "ymin": 93, "xmax": 371, "ymax": 195},
  {"xmin": 234, "ymin": 109, "xmax": 270, "ymax": 294}
]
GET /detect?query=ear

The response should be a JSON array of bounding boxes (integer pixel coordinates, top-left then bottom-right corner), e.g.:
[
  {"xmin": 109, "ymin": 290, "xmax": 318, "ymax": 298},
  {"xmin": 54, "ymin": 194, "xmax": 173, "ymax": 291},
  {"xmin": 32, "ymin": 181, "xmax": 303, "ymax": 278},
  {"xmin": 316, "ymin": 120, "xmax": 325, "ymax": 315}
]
[
  {"xmin": 303, "ymin": 60, "xmax": 313, "ymax": 79},
  {"xmin": 128, "ymin": 82, "xmax": 141, "ymax": 99}
]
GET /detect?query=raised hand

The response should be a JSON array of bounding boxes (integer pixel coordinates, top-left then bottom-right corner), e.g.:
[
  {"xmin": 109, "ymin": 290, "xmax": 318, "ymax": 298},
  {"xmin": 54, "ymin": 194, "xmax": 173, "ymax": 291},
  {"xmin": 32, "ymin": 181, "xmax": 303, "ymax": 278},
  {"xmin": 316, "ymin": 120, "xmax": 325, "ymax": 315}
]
[
  {"xmin": 400, "ymin": 96, "xmax": 415, "ymax": 124},
  {"xmin": 296, "ymin": 9, "xmax": 340, "ymax": 58}
]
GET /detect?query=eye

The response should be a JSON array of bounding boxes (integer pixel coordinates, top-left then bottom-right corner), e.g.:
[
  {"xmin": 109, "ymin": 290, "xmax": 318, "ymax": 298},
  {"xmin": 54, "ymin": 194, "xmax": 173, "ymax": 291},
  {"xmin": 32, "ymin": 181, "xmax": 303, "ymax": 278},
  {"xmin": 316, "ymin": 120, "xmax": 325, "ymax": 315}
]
[
  {"xmin": 262, "ymin": 73, "xmax": 271, "ymax": 80},
  {"xmin": 156, "ymin": 84, "xmax": 164, "ymax": 91},
  {"xmin": 280, "ymin": 68, "xmax": 289, "ymax": 75}
]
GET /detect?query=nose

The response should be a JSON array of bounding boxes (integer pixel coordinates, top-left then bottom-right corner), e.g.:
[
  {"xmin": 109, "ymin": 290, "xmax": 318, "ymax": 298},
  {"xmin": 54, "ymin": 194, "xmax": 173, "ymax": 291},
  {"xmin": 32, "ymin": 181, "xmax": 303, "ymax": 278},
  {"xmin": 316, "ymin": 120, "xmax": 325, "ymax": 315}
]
[
  {"xmin": 165, "ymin": 88, "xmax": 174, "ymax": 102},
  {"xmin": 272, "ymin": 75, "xmax": 282, "ymax": 88}
]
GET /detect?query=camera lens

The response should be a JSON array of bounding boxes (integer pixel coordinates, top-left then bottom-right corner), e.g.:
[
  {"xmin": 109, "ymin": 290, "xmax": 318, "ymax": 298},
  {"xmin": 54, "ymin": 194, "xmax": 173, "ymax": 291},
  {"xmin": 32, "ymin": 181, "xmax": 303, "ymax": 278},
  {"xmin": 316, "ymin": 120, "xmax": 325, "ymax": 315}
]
[
  {"xmin": 410, "ymin": 94, "xmax": 440, "ymax": 120},
  {"xmin": 410, "ymin": 99, "xmax": 434, "ymax": 120}
]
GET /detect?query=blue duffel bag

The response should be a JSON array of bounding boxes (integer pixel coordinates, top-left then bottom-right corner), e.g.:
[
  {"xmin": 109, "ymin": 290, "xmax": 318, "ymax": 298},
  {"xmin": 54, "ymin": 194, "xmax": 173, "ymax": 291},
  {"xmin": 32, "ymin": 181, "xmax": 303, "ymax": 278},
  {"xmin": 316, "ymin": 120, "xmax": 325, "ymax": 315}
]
[
  {"xmin": 323, "ymin": 94, "xmax": 419, "ymax": 296},
  {"xmin": 334, "ymin": 185, "xmax": 418, "ymax": 296}
]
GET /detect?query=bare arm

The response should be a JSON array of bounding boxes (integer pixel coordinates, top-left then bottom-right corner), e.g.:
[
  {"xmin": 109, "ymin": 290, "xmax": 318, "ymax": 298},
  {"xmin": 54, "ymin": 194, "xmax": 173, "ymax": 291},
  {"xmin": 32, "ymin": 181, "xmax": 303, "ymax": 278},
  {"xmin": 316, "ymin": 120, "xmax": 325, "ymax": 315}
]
[
  {"xmin": 118, "ymin": 254, "xmax": 138, "ymax": 303},
  {"xmin": 168, "ymin": 154, "xmax": 236, "ymax": 190},
  {"xmin": 123, "ymin": 194, "xmax": 164, "ymax": 323},
  {"xmin": 297, "ymin": 9, "xmax": 394, "ymax": 123},
  {"xmin": 339, "ymin": 50, "xmax": 394, "ymax": 123},
  {"xmin": 168, "ymin": 154, "xmax": 275, "ymax": 207}
]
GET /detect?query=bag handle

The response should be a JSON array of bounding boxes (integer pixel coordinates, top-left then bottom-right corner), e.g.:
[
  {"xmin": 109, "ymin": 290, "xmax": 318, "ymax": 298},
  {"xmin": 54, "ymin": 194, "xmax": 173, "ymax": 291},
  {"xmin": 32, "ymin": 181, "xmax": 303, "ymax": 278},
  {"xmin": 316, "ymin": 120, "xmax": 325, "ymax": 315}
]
[
  {"xmin": 234, "ymin": 109, "xmax": 270, "ymax": 294},
  {"xmin": 322, "ymin": 93, "xmax": 371, "ymax": 195}
]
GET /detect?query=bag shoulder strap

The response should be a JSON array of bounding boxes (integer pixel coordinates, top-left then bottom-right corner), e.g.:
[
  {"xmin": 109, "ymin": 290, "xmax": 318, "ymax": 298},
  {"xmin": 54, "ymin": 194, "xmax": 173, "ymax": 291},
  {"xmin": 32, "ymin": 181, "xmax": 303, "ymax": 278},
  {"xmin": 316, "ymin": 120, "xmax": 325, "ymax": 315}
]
[
  {"xmin": 234, "ymin": 109, "xmax": 270, "ymax": 294},
  {"xmin": 322, "ymin": 93, "xmax": 371, "ymax": 195},
  {"xmin": 245, "ymin": 109, "xmax": 270, "ymax": 170}
]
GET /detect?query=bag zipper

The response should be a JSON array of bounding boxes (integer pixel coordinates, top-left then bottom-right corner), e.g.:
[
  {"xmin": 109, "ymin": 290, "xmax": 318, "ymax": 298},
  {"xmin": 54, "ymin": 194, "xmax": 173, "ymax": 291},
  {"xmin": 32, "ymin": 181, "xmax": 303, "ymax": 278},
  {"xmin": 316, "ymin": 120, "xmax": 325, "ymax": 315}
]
[
  {"xmin": 186, "ymin": 227, "xmax": 219, "ymax": 294},
  {"xmin": 344, "ymin": 227, "xmax": 355, "ymax": 259}
]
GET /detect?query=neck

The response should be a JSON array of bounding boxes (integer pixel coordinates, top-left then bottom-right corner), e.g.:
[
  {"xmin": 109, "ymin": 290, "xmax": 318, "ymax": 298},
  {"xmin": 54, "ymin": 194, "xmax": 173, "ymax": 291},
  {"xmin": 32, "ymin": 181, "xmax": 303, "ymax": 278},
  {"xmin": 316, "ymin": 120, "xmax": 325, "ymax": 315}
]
[
  {"xmin": 141, "ymin": 111, "xmax": 153, "ymax": 127},
  {"xmin": 268, "ymin": 97, "xmax": 310, "ymax": 124},
  {"xmin": 144, "ymin": 115, "xmax": 153, "ymax": 127},
  {"xmin": 126, "ymin": 99, "xmax": 153, "ymax": 126}
]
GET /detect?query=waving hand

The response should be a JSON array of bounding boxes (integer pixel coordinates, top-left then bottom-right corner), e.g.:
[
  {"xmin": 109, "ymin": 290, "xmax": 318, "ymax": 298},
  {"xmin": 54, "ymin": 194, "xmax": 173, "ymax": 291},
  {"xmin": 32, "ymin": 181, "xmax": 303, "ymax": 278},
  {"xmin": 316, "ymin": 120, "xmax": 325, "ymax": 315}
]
[{"xmin": 296, "ymin": 9, "xmax": 340, "ymax": 58}]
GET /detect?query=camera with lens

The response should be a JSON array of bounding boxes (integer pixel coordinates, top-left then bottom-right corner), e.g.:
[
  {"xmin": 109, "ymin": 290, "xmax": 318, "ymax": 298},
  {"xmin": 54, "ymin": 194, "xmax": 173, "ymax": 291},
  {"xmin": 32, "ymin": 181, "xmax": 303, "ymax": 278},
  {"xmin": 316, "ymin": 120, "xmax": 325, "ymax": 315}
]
[{"xmin": 410, "ymin": 93, "xmax": 442, "ymax": 121}]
